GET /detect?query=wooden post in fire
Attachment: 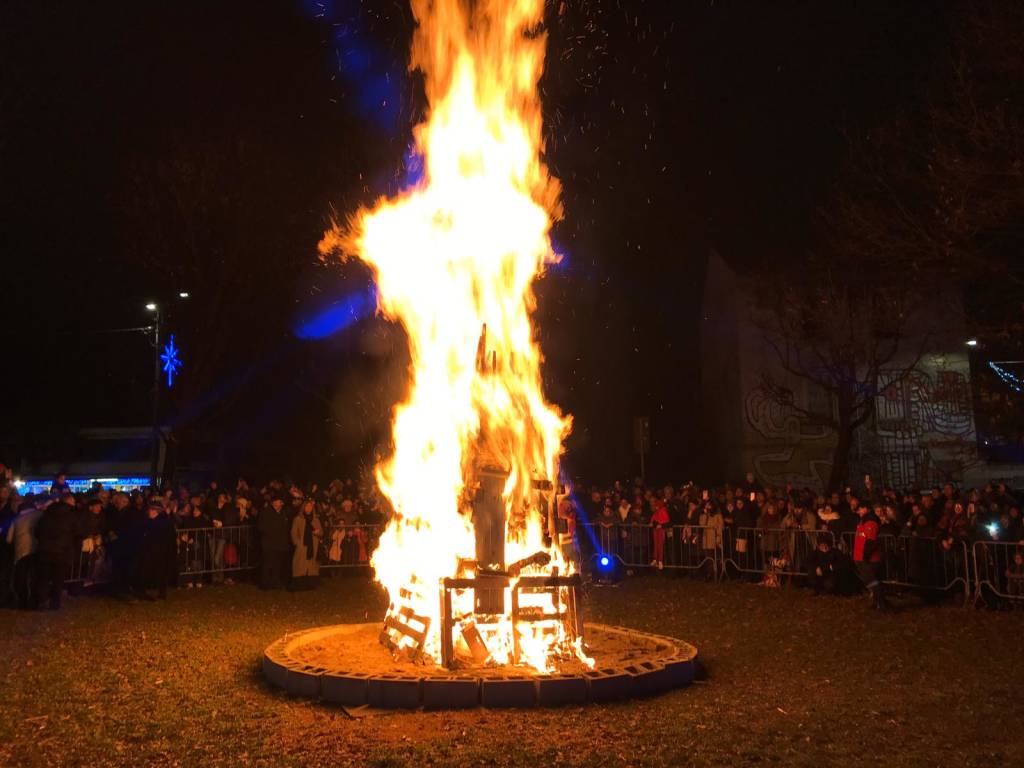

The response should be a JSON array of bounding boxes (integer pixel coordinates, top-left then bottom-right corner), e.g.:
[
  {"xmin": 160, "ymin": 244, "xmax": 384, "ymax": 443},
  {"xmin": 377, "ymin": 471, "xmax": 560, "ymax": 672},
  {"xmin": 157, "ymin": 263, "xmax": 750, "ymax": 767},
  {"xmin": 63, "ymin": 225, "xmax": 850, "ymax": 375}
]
[{"xmin": 472, "ymin": 465, "xmax": 507, "ymax": 613}]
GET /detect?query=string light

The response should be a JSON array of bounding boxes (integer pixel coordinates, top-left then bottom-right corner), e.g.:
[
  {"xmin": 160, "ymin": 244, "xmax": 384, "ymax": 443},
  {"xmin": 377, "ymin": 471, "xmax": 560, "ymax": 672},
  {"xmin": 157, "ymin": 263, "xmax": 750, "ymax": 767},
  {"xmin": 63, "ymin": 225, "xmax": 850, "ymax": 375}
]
[{"xmin": 988, "ymin": 362, "xmax": 1023, "ymax": 394}]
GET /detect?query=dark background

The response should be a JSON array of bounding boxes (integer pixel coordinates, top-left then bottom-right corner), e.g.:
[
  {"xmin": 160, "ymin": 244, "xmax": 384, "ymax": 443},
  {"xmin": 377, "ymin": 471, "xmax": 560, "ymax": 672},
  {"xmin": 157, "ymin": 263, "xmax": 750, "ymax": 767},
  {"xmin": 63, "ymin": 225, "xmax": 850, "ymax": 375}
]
[{"xmin": 0, "ymin": 0, "xmax": 948, "ymax": 483}]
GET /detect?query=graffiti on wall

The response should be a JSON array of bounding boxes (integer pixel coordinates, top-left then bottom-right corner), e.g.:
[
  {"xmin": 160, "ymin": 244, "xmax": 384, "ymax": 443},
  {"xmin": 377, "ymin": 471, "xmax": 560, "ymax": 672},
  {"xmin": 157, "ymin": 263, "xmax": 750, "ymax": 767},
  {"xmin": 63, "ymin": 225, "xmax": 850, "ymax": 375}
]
[
  {"xmin": 743, "ymin": 385, "xmax": 835, "ymax": 488},
  {"xmin": 742, "ymin": 366, "xmax": 978, "ymax": 491},
  {"xmin": 869, "ymin": 368, "xmax": 977, "ymax": 489}
]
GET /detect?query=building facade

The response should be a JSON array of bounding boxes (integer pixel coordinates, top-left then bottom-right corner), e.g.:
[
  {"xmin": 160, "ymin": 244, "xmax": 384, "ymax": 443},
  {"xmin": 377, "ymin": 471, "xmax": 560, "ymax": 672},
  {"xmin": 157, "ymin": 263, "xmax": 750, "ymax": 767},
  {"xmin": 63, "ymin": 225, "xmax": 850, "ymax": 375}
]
[{"xmin": 700, "ymin": 251, "xmax": 979, "ymax": 491}]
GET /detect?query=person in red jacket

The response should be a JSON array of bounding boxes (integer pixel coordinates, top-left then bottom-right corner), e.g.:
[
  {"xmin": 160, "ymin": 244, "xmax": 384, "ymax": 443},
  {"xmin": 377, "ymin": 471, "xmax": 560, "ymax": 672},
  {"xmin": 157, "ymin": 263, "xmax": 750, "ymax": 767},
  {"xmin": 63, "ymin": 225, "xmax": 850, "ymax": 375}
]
[
  {"xmin": 649, "ymin": 498, "xmax": 670, "ymax": 570},
  {"xmin": 853, "ymin": 504, "xmax": 890, "ymax": 611}
]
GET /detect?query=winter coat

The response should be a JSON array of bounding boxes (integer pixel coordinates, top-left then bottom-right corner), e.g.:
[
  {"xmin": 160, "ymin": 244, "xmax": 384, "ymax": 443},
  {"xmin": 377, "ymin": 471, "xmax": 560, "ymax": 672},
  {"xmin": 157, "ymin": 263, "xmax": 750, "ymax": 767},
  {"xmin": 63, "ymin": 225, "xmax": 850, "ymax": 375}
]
[
  {"xmin": 79, "ymin": 508, "xmax": 106, "ymax": 540},
  {"xmin": 756, "ymin": 512, "xmax": 783, "ymax": 553},
  {"xmin": 291, "ymin": 512, "xmax": 322, "ymax": 578},
  {"xmin": 8, "ymin": 507, "xmax": 43, "ymax": 561},
  {"xmin": 259, "ymin": 507, "xmax": 293, "ymax": 552},
  {"xmin": 699, "ymin": 510, "xmax": 724, "ymax": 549},
  {"xmin": 139, "ymin": 514, "xmax": 178, "ymax": 587},
  {"xmin": 35, "ymin": 502, "xmax": 80, "ymax": 558},
  {"xmin": 649, "ymin": 504, "xmax": 670, "ymax": 527}
]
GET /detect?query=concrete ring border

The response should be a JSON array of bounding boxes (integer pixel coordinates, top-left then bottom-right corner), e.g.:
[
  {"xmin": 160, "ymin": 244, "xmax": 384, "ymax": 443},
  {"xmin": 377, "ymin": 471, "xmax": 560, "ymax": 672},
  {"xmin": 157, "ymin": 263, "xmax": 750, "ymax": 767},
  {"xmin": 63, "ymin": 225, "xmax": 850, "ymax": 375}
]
[{"xmin": 262, "ymin": 622, "xmax": 698, "ymax": 709}]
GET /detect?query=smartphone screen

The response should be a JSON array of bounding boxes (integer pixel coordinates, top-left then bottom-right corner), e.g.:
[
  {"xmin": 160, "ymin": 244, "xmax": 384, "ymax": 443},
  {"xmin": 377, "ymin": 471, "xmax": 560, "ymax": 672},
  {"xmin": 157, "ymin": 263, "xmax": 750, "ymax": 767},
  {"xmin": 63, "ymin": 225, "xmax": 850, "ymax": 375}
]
[{"xmin": 749, "ymin": 492, "xmax": 755, "ymax": 501}]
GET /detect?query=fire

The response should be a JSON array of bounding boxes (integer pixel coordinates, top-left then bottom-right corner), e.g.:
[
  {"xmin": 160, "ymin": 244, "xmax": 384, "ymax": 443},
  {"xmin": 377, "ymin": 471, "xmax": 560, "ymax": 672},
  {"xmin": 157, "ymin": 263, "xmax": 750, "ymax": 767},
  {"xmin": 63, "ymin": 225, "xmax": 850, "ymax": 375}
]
[{"xmin": 320, "ymin": 0, "xmax": 585, "ymax": 672}]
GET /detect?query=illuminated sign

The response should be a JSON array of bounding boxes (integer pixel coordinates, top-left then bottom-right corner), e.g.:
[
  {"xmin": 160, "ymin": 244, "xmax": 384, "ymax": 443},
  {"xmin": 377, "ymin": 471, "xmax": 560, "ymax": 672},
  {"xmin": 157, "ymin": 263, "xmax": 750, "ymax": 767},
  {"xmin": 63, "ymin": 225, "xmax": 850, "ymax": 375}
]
[{"xmin": 14, "ymin": 476, "xmax": 152, "ymax": 495}]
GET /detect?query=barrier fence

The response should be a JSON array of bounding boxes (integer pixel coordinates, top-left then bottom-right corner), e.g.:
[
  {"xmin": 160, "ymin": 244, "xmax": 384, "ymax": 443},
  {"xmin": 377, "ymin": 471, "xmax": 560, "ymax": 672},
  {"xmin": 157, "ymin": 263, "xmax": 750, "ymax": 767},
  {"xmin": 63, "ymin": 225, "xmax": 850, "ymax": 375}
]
[
  {"xmin": 722, "ymin": 527, "xmax": 831, "ymax": 581},
  {"xmin": 577, "ymin": 522, "xmax": 984, "ymax": 603},
  {"xmin": 64, "ymin": 523, "xmax": 383, "ymax": 585},
  {"xmin": 972, "ymin": 540, "xmax": 1024, "ymax": 606},
  {"xmin": 58, "ymin": 520, "xmax": 1022, "ymax": 606},
  {"xmin": 320, "ymin": 524, "xmax": 382, "ymax": 569},
  {"xmin": 579, "ymin": 523, "xmax": 721, "ymax": 578},
  {"xmin": 837, "ymin": 532, "xmax": 971, "ymax": 601}
]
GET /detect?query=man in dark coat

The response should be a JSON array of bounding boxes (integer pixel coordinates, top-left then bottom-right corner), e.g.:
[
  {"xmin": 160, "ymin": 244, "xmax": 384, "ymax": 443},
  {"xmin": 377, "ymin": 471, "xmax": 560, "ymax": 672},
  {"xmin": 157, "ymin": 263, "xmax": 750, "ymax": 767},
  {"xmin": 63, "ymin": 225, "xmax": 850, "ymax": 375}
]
[
  {"xmin": 135, "ymin": 499, "xmax": 178, "ymax": 600},
  {"xmin": 257, "ymin": 495, "xmax": 292, "ymax": 589},
  {"xmin": 106, "ymin": 491, "xmax": 143, "ymax": 597},
  {"xmin": 34, "ymin": 493, "xmax": 81, "ymax": 609}
]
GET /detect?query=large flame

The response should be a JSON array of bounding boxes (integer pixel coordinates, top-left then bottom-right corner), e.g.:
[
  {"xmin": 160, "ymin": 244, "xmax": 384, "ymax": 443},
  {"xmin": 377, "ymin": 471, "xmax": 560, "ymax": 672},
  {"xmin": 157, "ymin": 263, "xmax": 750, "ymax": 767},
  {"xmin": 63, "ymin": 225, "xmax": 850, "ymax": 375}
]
[{"xmin": 320, "ymin": 0, "xmax": 580, "ymax": 671}]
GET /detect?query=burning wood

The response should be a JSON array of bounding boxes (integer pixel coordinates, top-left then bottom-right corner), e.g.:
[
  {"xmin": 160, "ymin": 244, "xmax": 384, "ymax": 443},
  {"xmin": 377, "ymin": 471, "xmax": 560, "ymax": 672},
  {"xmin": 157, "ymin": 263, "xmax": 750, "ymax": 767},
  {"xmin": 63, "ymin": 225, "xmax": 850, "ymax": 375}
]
[
  {"xmin": 505, "ymin": 551, "xmax": 551, "ymax": 576},
  {"xmin": 319, "ymin": 0, "xmax": 591, "ymax": 673}
]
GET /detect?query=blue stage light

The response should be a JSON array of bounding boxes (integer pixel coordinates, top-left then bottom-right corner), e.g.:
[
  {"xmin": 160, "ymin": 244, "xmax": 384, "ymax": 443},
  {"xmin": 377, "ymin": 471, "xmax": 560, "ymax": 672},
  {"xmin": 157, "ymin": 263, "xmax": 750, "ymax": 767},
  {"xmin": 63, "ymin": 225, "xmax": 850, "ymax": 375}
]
[
  {"xmin": 599, "ymin": 555, "xmax": 610, "ymax": 568},
  {"xmin": 294, "ymin": 288, "xmax": 376, "ymax": 340}
]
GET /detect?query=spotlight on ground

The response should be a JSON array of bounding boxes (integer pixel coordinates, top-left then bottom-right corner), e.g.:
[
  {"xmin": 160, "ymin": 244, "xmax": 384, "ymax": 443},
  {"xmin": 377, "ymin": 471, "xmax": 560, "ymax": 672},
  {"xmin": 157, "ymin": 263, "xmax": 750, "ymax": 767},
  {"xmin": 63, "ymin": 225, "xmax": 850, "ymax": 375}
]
[{"xmin": 591, "ymin": 552, "xmax": 624, "ymax": 586}]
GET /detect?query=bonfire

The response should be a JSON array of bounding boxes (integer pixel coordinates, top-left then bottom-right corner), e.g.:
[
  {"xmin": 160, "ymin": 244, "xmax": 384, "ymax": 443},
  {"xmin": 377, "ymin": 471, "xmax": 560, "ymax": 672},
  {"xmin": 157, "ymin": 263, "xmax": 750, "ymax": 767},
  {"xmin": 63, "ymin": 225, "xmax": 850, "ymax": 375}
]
[{"xmin": 320, "ymin": 0, "xmax": 589, "ymax": 673}]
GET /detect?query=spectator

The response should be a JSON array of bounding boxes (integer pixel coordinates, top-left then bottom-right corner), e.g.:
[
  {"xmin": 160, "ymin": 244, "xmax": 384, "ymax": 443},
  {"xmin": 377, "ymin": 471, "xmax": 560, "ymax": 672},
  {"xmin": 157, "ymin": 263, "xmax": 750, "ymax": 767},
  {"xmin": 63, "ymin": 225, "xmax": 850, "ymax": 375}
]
[
  {"xmin": 9, "ymin": 496, "xmax": 46, "ymax": 609},
  {"xmin": 34, "ymin": 492, "xmax": 81, "ymax": 609},
  {"xmin": 0, "ymin": 483, "xmax": 18, "ymax": 522},
  {"xmin": 258, "ymin": 494, "xmax": 291, "ymax": 590},
  {"xmin": 782, "ymin": 505, "xmax": 816, "ymax": 575},
  {"xmin": 135, "ymin": 499, "xmax": 177, "ymax": 600},
  {"xmin": 208, "ymin": 491, "xmax": 231, "ymax": 585},
  {"xmin": 290, "ymin": 498, "xmax": 322, "ymax": 590},
  {"xmin": 595, "ymin": 499, "xmax": 616, "ymax": 556},
  {"xmin": 49, "ymin": 473, "xmax": 70, "ymax": 497},
  {"xmin": 756, "ymin": 502, "xmax": 783, "ymax": 565},
  {"xmin": 806, "ymin": 538, "xmax": 839, "ymax": 596},
  {"xmin": 0, "ymin": 486, "xmax": 20, "ymax": 606},
  {"xmin": 178, "ymin": 501, "xmax": 209, "ymax": 588},
  {"xmin": 649, "ymin": 497, "xmax": 669, "ymax": 570},
  {"xmin": 853, "ymin": 502, "xmax": 889, "ymax": 611},
  {"xmin": 699, "ymin": 502, "xmax": 723, "ymax": 578},
  {"xmin": 79, "ymin": 496, "xmax": 108, "ymax": 584},
  {"xmin": 938, "ymin": 501, "xmax": 970, "ymax": 541}
]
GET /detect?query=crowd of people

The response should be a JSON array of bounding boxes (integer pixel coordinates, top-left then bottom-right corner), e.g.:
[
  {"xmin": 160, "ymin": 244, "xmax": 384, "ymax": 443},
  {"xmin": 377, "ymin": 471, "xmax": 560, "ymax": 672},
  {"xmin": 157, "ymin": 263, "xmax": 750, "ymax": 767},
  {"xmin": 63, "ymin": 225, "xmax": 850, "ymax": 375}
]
[
  {"xmin": 0, "ymin": 469, "xmax": 386, "ymax": 610},
  {"xmin": 567, "ymin": 472, "xmax": 1024, "ymax": 608},
  {"xmin": 2, "ymin": 464, "xmax": 1023, "ymax": 612}
]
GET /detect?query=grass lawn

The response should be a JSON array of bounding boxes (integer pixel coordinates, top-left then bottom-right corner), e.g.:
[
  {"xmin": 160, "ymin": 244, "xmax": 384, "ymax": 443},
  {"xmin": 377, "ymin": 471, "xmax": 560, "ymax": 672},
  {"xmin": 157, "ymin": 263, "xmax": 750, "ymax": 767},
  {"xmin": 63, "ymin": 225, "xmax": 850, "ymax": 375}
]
[{"xmin": 1, "ymin": 572, "xmax": 1021, "ymax": 767}]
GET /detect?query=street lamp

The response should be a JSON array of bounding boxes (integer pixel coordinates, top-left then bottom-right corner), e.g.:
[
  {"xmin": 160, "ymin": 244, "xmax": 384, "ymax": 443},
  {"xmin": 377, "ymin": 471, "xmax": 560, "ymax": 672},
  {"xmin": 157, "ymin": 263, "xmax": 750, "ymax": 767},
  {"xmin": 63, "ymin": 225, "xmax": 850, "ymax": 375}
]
[
  {"xmin": 146, "ymin": 303, "xmax": 162, "ymax": 487},
  {"xmin": 144, "ymin": 295, "xmax": 188, "ymax": 487}
]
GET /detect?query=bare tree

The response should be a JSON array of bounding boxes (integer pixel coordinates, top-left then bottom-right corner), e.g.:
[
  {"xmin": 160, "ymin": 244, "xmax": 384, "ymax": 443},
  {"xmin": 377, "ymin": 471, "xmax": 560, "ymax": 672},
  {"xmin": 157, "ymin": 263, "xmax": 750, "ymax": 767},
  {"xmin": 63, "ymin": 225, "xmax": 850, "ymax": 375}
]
[
  {"xmin": 749, "ymin": 254, "xmax": 928, "ymax": 491},
  {"xmin": 749, "ymin": 1, "xmax": 1024, "ymax": 487}
]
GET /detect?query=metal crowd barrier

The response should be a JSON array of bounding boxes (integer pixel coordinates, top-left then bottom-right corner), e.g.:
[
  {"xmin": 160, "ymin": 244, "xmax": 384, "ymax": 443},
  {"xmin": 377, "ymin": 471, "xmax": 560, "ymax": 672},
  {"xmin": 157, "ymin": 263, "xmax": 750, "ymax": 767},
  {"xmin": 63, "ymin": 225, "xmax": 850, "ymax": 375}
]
[
  {"xmin": 178, "ymin": 525, "xmax": 257, "ymax": 578},
  {"xmin": 721, "ymin": 527, "xmax": 833, "ymax": 580},
  {"xmin": 66, "ymin": 543, "xmax": 108, "ymax": 585},
  {"xmin": 838, "ymin": 532, "xmax": 970, "ymax": 601},
  {"xmin": 57, "ymin": 519, "xmax": 995, "ymax": 609},
  {"xmin": 972, "ymin": 540, "xmax": 1024, "ymax": 607},
  {"xmin": 579, "ymin": 523, "xmax": 722, "ymax": 577},
  {"xmin": 63, "ymin": 523, "xmax": 384, "ymax": 587},
  {"xmin": 320, "ymin": 524, "xmax": 382, "ymax": 568}
]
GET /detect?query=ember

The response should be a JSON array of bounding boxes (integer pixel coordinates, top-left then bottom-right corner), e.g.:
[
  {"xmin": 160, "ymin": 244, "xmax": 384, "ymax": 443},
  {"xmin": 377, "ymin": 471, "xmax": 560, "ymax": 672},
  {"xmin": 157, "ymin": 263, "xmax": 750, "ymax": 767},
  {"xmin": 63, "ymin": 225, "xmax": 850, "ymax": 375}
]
[{"xmin": 320, "ymin": 0, "xmax": 590, "ymax": 673}]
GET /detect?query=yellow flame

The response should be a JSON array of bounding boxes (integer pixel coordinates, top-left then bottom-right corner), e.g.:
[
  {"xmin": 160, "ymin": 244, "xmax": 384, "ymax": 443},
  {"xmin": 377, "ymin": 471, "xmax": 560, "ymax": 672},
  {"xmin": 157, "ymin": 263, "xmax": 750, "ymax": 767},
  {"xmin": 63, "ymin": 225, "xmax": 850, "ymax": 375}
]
[{"xmin": 320, "ymin": 0, "xmax": 578, "ymax": 672}]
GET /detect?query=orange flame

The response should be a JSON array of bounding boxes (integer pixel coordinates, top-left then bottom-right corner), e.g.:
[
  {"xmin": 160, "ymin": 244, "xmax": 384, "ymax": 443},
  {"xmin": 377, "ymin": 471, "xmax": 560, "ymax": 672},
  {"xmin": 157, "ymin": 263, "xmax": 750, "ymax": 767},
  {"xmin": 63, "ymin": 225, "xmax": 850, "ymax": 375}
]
[{"xmin": 320, "ymin": 0, "xmax": 581, "ymax": 672}]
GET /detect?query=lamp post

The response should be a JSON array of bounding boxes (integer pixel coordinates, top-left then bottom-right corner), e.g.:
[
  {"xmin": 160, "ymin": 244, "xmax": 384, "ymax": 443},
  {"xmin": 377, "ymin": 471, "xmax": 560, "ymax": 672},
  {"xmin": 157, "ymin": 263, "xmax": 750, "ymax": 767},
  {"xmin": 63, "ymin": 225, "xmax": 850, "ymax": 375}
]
[
  {"xmin": 146, "ymin": 294, "xmax": 188, "ymax": 487},
  {"xmin": 145, "ymin": 302, "xmax": 162, "ymax": 487}
]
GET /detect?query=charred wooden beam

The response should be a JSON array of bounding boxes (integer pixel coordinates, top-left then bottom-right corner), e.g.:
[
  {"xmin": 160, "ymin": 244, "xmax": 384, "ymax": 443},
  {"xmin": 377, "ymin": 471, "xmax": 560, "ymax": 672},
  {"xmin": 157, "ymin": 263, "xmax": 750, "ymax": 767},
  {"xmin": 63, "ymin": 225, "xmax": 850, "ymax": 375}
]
[
  {"xmin": 506, "ymin": 551, "xmax": 551, "ymax": 576},
  {"xmin": 459, "ymin": 621, "xmax": 491, "ymax": 664}
]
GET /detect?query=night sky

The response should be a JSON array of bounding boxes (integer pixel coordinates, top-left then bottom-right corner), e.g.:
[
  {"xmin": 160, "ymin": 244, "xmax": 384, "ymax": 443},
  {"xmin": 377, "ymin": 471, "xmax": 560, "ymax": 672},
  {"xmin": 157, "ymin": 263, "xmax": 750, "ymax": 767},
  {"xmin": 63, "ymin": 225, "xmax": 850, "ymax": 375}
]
[{"xmin": 0, "ymin": 0, "xmax": 948, "ymax": 482}]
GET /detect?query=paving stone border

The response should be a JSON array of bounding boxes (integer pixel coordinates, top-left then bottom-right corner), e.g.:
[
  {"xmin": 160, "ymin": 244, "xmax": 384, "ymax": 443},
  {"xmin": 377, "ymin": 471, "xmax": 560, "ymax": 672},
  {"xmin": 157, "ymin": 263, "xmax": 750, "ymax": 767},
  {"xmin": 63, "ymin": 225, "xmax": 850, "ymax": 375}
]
[{"xmin": 263, "ymin": 622, "xmax": 697, "ymax": 709}]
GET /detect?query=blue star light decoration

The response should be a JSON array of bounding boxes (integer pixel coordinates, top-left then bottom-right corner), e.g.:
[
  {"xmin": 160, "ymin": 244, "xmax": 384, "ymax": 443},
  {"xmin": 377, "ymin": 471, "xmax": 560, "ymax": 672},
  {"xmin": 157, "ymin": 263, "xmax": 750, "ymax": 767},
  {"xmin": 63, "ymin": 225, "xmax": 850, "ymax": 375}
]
[{"xmin": 161, "ymin": 334, "xmax": 183, "ymax": 388}]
